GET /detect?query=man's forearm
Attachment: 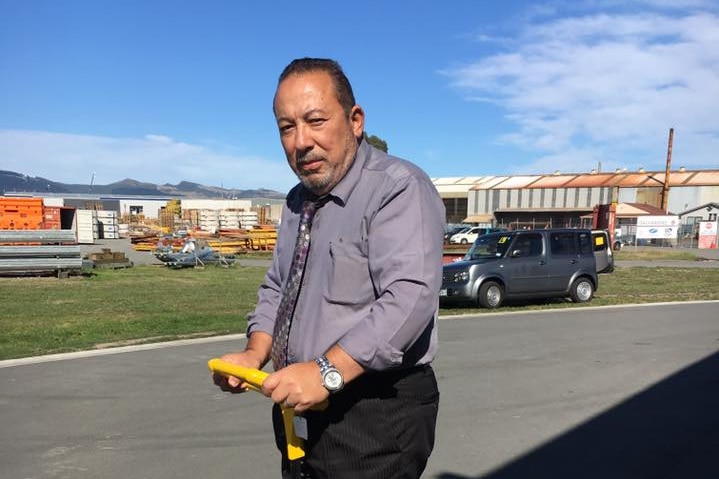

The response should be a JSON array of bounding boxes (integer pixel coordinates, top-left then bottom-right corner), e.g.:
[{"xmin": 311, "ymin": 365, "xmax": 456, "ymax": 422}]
[
  {"xmin": 245, "ymin": 331, "xmax": 273, "ymax": 369},
  {"xmin": 325, "ymin": 344, "xmax": 365, "ymax": 384}
]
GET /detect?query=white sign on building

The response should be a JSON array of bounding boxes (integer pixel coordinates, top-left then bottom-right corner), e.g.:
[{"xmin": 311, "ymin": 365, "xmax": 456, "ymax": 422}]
[
  {"xmin": 636, "ymin": 215, "xmax": 679, "ymax": 240},
  {"xmin": 698, "ymin": 221, "xmax": 718, "ymax": 249}
]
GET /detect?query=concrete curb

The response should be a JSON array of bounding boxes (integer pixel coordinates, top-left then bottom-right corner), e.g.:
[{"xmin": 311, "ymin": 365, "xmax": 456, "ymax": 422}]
[{"xmin": 4, "ymin": 300, "xmax": 718, "ymax": 368}]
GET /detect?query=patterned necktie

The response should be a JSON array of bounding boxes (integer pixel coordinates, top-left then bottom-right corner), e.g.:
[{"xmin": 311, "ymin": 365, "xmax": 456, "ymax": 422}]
[{"xmin": 271, "ymin": 199, "xmax": 319, "ymax": 370}]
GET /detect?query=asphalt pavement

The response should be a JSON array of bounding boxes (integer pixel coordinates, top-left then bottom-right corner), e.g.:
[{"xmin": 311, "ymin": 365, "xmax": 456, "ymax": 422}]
[{"xmin": 2, "ymin": 302, "xmax": 718, "ymax": 478}]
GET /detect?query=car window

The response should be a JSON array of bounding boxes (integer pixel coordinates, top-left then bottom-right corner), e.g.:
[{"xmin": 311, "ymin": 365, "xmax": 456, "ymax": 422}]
[
  {"xmin": 592, "ymin": 232, "xmax": 608, "ymax": 252},
  {"xmin": 510, "ymin": 233, "xmax": 543, "ymax": 257},
  {"xmin": 579, "ymin": 232, "xmax": 593, "ymax": 255},
  {"xmin": 465, "ymin": 234, "xmax": 514, "ymax": 260},
  {"xmin": 550, "ymin": 232, "xmax": 577, "ymax": 256}
]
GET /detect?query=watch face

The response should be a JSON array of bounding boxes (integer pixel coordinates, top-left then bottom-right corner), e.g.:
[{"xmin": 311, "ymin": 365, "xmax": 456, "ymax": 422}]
[{"xmin": 324, "ymin": 370, "xmax": 343, "ymax": 390}]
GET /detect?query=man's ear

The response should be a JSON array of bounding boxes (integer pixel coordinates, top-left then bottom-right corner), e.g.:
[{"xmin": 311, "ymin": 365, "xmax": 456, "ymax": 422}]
[{"xmin": 350, "ymin": 105, "xmax": 365, "ymax": 138}]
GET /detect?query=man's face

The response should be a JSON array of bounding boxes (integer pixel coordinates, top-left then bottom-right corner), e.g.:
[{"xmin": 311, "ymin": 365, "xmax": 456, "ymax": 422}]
[{"xmin": 274, "ymin": 71, "xmax": 364, "ymax": 196}]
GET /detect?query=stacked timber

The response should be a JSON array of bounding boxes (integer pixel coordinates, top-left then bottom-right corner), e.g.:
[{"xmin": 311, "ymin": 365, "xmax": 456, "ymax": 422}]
[
  {"xmin": 130, "ymin": 225, "xmax": 279, "ymax": 253},
  {"xmin": 84, "ymin": 248, "xmax": 132, "ymax": 269},
  {"xmin": 246, "ymin": 226, "xmax": 276, "ymax": 250},
  {"xmin": 0, "ymin": 229, "xmax": 83, "ymax": 276}
]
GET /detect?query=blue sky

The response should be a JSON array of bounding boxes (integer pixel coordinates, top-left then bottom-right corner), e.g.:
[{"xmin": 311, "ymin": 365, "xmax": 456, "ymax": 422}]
[{"xmin": 1, "ymin": 0, "xmax": 717, "ymax": 192}]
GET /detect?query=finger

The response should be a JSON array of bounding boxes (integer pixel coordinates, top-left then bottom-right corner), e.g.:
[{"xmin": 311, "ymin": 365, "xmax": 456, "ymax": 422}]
[{"xmin": 213, "ymin": 373, "xmax": 248, "ymax": 393}]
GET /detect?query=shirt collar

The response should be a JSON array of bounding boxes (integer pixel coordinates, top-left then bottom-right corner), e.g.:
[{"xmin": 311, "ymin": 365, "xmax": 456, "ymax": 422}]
[{"xmin": 326, "ymin": 139, "xmax": 370, "ymax": 207}]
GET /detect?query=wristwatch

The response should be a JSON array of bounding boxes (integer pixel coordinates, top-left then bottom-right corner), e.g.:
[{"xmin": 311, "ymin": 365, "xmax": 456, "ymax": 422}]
[{"xmin": 315, "ymin": 355, "xmax": 344, "ymax": 393}]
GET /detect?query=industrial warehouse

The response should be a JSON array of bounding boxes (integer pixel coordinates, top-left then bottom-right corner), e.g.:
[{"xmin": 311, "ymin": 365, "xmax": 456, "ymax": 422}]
[{"xmin": 434, "ymin": 167, "xmax": 719, "ymax": 249}]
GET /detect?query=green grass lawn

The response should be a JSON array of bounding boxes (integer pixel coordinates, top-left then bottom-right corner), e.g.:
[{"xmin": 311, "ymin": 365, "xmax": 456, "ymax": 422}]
[
  {"xmin": 0, "ymin": 265, "xmax": 266, "ymax": 360},
  {"xmin": 1, "ymin": 260, "xmax": 718, "ymax": 360},
  {"xmin": 613, "ymin": 248, "xmax": 698, "ymax": 261}
]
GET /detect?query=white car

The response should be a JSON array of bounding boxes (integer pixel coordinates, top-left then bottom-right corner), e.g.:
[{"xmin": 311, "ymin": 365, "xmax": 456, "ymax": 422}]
[{"xmin": 449, "ymin": 227, "xmax": 506, "ymax": 245}]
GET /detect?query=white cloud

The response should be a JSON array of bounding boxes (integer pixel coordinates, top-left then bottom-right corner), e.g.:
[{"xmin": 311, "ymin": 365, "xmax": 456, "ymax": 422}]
[
  {"xmin": 0, "ymin": 130, "xmax": 297, "ymax": 192},
  {"xmin": 444, "ymin": 9, "xmax": 719, "ymax": 173}
]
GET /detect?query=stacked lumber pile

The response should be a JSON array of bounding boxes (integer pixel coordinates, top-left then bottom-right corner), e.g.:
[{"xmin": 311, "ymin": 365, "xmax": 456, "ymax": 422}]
[
  {"xmin": 131, "ymin": 226, "xmax": 278, "ymax": 253},
  {"xmin": 84, "ymin": 248, "xmax": 132, "ymax": 269}
]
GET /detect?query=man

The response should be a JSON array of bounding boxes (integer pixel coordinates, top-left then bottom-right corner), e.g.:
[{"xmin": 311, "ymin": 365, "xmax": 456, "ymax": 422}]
[{"xmin": 214, "ymin": 58, "xmax": 445, "ymax": 479}]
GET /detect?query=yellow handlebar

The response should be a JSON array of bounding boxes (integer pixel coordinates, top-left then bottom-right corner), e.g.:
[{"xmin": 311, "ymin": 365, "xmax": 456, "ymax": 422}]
[
  {"xmin": 208, "ymin": 358, "xmax": 328, "ymax": 460},
  {"xmin": 208, "ymin": 358, "xmax": 268, "ymax": 393}
]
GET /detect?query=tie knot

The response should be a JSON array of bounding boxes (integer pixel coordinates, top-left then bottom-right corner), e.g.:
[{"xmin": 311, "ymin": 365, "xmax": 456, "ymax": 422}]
[
  {"xmin": 301, "ymin": 195, "xmax": 329, "ymax": 220},
  {"xmin": 301, "ymin": 200, "xmax": 318, "ymax": 221}
]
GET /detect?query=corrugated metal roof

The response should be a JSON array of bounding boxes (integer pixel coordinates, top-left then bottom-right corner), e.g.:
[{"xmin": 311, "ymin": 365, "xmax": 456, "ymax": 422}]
[
  {"xmin": 434, "ymin": 169, "xmax": 719, "ymax": 192},
  {"xmin": 472, "ymin": 176, "xmax": 511, "ymax": 189},
  {"xmin": 526, "ymin": 175, "xmax": 576, "ymax": 188},
  {"xmin": 431, "ymin": 177, "xmax": 479, "ymax": 185},
  {"xmin": 612, "ymin": 173, "xmax": 659, "ymax": 187},
  {"xmin": 615, "ymin": 202, "xmax": 667, "ymax": 216},
  {"xmin": 564, "ymin": 173, "xmax": 617, "ymax": 187},
  {"xmin": 491, "ymin": 175, "xmax": 542, "ymax": 189},
  {"xmin": 684, "ymin": 171, "xmax": 719, "ymax": 185},
  {"xmin": 664, "ymin": 172, "xmax": 694, "ymax": 185}
]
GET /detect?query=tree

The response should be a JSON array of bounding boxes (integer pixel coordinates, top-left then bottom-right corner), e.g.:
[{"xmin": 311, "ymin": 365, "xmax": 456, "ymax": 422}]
[{"xmin": 364, "ymin": 133, "xmax": 388, "ymax": 152}]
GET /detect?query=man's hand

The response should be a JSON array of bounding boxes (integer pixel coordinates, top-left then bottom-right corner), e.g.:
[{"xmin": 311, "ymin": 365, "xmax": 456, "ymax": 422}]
[
  {"xmin": 262, "ymin": 361, "xmax": 329, "ymax": 413},
  {"xmin": 212, "ymin": 331, "xmax": 273, "ymax": 393},
  {"xmin": 212, "ymin": 351, "xmax": 263, "ymax": 393}
]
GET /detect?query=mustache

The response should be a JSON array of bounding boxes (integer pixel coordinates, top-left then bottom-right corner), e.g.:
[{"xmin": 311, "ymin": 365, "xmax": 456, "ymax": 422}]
[{"xmin": 296, "ymin": 152, "xmax": 325, "ymax": 168}]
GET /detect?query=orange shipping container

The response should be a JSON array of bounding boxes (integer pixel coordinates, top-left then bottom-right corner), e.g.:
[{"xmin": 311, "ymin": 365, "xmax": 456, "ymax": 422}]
[
  {"xmin": 43, "ymin": 206, "xmax": 62, "ymax": 230},
  {"xmin": 0, "ymin": 198, "xmax": 44, "ymax": 230}
]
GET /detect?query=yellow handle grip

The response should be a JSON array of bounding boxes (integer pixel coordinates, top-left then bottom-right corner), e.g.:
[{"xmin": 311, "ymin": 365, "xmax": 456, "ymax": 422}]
[
  {"xmin": 208, "ymin": 358, "xmax": 268, "ymax": 392},
  {"xmin": 208, "ymin": 358, "xmax": 329, "ymax": 409},
  {"xmin": 208, "ymin": 358, "xmax": 329, "ymax": 460}
]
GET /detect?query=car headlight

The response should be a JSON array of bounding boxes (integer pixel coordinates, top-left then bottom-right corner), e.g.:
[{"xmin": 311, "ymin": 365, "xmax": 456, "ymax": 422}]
[{"xmin": 449, "ymin": 269, "xmax": 470, "ymax": 283}]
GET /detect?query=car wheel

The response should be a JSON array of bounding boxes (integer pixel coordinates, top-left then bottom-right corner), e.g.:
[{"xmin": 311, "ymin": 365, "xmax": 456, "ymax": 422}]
[
  {"xmin": 570, "ymin": 277, "xmax": 594, "ymax": 303},
  {"xmin": 478, "ymin": 281, "xmax": 504, "ymax": 309},
  {"xmin": 460, "ymin": 238, "xmax": 468, "ymax": 244}
]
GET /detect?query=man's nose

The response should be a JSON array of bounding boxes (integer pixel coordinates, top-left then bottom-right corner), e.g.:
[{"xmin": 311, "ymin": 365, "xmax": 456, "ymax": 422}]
[{"xmin": 294, "ymin": 123, "xmax": 314, "ymax": 151}]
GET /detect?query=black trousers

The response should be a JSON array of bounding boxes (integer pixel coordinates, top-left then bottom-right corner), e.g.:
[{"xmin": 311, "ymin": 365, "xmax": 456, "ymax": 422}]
[{"xmin": 272, "ymin": 364, "xmax": 440, "ymax": 479}]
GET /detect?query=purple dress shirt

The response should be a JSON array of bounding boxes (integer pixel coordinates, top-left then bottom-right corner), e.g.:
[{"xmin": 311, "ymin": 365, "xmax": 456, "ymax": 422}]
[{"xmin": 247, "ymin": 140, "xmax": 445, "ymax": 371}]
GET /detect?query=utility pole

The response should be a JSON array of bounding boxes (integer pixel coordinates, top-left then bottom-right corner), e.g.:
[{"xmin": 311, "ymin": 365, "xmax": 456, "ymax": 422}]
[{"xmin": 661, "ymin": 128, "xmax": 673, "ymax": 213}]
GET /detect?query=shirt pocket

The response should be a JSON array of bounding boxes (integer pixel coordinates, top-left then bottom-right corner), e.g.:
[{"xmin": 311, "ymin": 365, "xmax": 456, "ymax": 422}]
[{"xmin": 325, "ymin": 240, "xmax": 373, "ymax": 305}]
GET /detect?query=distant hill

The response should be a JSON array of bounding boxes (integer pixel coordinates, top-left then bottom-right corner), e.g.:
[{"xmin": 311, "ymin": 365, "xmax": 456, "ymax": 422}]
[{"xmin": 0, "ymin": 170, "xmax": 285, "ymax": 199}]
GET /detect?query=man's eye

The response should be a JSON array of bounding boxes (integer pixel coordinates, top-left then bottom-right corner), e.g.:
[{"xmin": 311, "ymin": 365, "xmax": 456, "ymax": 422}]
[
  {"xmin": 308, "ymin": 118, "xmax": 326, "ymax": 126},
  {"xmin": 279, "ymin": 124, "xmax": 294, "ymax": 134}
]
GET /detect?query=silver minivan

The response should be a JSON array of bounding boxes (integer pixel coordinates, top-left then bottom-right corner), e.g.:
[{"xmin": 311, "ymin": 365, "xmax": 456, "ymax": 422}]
[{"xmin": 440, "ymin": 229, "xmax": 598, "ymax": 308}]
